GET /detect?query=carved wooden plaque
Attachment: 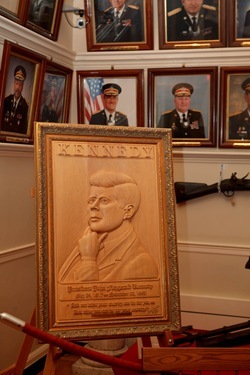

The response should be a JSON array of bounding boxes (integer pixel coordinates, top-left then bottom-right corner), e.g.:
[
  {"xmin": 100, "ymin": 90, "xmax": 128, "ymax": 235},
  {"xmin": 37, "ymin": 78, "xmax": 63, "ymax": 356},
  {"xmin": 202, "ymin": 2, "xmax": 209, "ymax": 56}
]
[{"xmin": 35, "ymin": 123, "xmax": 180, "ymax": 340}]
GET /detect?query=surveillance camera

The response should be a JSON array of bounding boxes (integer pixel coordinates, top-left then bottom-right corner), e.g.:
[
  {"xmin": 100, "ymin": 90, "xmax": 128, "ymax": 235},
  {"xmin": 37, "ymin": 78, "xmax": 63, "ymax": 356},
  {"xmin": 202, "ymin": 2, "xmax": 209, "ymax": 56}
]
[{"xmin": 77, "ymin": 17, "xmax": 86, "ymax": 28}]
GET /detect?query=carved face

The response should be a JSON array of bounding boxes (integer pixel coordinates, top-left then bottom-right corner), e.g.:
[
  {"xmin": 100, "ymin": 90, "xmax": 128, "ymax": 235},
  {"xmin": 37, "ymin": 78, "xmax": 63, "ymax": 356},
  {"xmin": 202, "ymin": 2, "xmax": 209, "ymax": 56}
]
[
  {"xmin": 87, "ymin": 186, "xmax": 125, "ymax": 233},
  {"xmin": 182, "ymin": 0, "xmax": 203, "ymax": 15}
]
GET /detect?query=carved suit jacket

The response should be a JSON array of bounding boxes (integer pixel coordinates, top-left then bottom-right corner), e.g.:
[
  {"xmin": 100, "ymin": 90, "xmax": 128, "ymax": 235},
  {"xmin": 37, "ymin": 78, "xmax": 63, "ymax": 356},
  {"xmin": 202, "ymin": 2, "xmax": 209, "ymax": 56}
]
[{"xmin": 58, "ymin": 225, "xmax": 159, "ymax": 282}]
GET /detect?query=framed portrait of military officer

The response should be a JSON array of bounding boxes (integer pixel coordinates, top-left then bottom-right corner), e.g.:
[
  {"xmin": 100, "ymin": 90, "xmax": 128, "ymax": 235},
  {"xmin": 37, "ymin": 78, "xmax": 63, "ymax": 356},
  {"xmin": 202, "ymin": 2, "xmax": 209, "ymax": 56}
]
[
  {"xmin": 228, "ymin": 0, "xmax": 250, "ymax": 47},
  {"xmin": 220, "ymin": 66, "xmax": 250, "ymax": 148},
  {"xmin": 25, "ymin": 0, "xmax": 64, "ymax": 40},
  {"xmin": 77, "ymin": 69, "xmax": 144, "ymax": 127},
  {"xmin": 0, "ymin": 41, "xmax": 44, "ymax": 144},
  {"xmin": 158, "ymin": 0, "xmax": 226, "ymax": 49},
  {"xmin": 35, "ymin": 123, "xmax": 181, "ymax": 339},
  {"xmin": 148, "ymin": 67, "xmax": 218, "ymax": 147},
  {"xmin": 38, "ymin": 61, "xmax": 72, "ymax": 124},
  {"xmin": 84, "ymin": 0, "xmax": 153, "ymax": 51}
]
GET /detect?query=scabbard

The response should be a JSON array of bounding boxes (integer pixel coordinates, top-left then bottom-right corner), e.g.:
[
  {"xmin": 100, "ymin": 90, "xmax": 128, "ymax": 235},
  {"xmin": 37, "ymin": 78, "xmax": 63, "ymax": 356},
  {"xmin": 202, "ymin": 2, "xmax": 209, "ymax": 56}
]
[{"xmin": 0, "ymin": 312, "xmax": 142, "ymax": 373}]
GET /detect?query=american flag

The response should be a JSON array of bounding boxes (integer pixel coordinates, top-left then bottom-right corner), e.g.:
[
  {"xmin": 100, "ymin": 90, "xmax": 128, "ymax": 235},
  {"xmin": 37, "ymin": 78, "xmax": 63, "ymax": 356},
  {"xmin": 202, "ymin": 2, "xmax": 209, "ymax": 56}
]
[
  {"xmin": 54, "ymin": 76, "xmax": 65, "ymax": 122},
  {"xmin": 84, "ymin": 78, "xmax": 104, "ymax": 123}
]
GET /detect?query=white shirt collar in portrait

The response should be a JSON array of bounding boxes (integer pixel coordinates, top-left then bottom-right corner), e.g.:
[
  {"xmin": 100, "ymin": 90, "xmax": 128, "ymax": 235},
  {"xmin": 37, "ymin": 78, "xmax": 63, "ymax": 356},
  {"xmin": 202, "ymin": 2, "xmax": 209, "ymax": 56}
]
[{"xmin": 115, "ymin": 5, "xmax": 125, "ymax": 18}]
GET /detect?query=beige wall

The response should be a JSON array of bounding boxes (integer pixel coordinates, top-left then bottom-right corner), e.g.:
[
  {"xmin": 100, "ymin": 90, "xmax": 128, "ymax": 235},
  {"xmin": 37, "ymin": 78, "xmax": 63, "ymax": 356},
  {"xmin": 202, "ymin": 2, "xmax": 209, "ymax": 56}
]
[{"xmin": 0, "ymin": 1, "xmax": 250, "ymax": 370}]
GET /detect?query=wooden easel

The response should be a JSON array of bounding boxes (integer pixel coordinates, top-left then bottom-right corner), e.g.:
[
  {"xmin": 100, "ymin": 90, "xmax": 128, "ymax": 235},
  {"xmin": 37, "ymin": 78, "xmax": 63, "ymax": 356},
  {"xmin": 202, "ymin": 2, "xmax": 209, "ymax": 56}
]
[{"xmin": 1, "ymin": 311, "xmax": 250, "ymax": 375}]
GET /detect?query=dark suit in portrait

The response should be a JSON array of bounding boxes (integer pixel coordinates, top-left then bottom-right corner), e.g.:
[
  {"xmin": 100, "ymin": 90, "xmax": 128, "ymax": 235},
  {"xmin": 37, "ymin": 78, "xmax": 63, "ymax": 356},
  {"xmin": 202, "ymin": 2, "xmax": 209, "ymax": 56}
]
[
  {"xmin": 41, "ymin": 105, "xmax": 58, "ymax": 122},
  {"xmin": 167, "ymin": 3, "xmax": 218, "ymax": 41},
  {"xmin": 229, "ymin": 77, "xmax": 250, "ymax": 140},
  {"xmin": 158, "ymin": 109, "xmax": 205, "ymax": 138},
  {"xmin": 89, "ymin": 83, "xmax": 129, "ymax": 126},
  {"xmin": 96, "ymin": 3, "xmax": 143, "ymax": 43},
  {"xmin": 242, "ymin": 9, "xmax": 250, "ymax": 38},
  {"xmin": 229, "ymin": 109, "xmax": 250, "ymax": 140},
  {"xmin": 157, "ymin": 82, "xmax": 205, "ymax": 138},
  {"xmin": 90, "ymin": 109, "xmax": 128, "ymax": 126},
  {"xmin": 2, "ymin": 95, "xmax": 28, "ymax": 134},
  {"xmin": 28, "ymin": 0, "xmax": 55, "ymax": 31},
  {"xmin": 1, "ymin": 65, "xmax": 29, "ymax": 134}
]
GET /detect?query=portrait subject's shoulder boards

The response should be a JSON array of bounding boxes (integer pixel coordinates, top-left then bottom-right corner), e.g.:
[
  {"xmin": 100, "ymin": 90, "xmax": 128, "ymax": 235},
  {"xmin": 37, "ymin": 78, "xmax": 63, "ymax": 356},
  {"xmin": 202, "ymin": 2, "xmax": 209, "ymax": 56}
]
[
  {"xmin": 128, "ymin": 5, "xmax": 139, "ymax": 10},
  {"xmin": 93, "ymin": 109, "xmax": 104, "ymax": 115},
  {"xmin": 162, "ymin": 110, "xmax": 172, "ymax": 115},
  {"xmin": 202, "ymin": 4, "xmax": 217, "ymax": 12},
  {"xmin": 104, "ymin": 6, "xmax": 113, "ymax": 12},
  {"xmin": 117, "ymin": 111, "xmax": 127, "ymax": 116},
  {"xmin": 168, "ymin": 8, "xmax": 182, "ymax": 17},
  {"xmin": 229, "ymin": 111, "xmax": 241, "ymax": 117}
]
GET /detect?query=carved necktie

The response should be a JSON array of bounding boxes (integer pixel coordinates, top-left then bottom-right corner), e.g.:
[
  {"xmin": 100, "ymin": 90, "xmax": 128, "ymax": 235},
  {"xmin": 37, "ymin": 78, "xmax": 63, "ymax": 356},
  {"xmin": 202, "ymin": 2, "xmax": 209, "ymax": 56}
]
[{"xmin": 192, "ymin": 17, "xmax": 198, "ymax": 32}]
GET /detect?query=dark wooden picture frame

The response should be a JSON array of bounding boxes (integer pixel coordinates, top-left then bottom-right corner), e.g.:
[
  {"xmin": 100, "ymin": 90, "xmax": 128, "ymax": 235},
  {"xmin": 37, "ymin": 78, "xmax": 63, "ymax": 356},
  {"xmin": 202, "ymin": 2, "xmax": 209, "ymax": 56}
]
[
  {"xmin": 228, "ymin": 0, "xmax": 250, "ymax": 47},
  {"xmin": 77, "ymin": 69, "xmax": 144, "ymax": 127},
  {"xmin": 220, "ymin": 66, "xmax": 250, "ymax": 148},
  {"xmin": 148, "ymin": 67, "xmax": 218, "ymax": 147},
  {"xmin": 0, "ymin": 41, "xmax": 45, "ymax": 144},
  {"xmin": 0, "ymin": 0, "xmax": 28, "ymax": 24},
  {"xmin": 25, "ymin": 0, "xmax": 64, "ymax": 40},
  {"xmin": 35, "ymin": 123, "xmax": 181, "ymax": 340},
  {"xmin": 84, "ymin": 0, "xmax": 153, "ymax": 51},
  {"xmin": 158, "ymin": 0, "xmax": 226, "ymax": 49},
  {"xmin": 38, "ymin": 61, "xmax": 73, "ymax": 124}
]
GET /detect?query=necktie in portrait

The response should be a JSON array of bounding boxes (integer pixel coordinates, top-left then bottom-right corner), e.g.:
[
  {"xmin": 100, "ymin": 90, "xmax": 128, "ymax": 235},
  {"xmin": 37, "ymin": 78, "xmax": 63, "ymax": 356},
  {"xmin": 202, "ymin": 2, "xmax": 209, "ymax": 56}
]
[
  {"xmin": 192, "ymin": 17, "xmax": 198, "ymax": 32},
  {"xmin": 182, "ymin": 113, "xmax": 189, "ymax": 127},
  {"xmin": 108, "ymin": 114, "xmax": 113, "ymax": 125}
]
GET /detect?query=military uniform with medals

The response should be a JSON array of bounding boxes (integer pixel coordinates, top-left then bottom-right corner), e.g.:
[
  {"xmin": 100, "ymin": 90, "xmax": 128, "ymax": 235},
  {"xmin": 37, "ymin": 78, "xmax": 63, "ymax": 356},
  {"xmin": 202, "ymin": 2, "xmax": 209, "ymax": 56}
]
[
  {"xmin": 167, "ymin": 4, "xmax": 218, "ymax": 41},
  {"xmin": 157, "ymin": 83, "xmax": 205, "ymax": 138},
  {"xmin": 158, "ymin": 109, "xmax": 205, "ymax": 138},
  {"xmin": 89, "ymin": 83, "xmax": 128, "ymax": 126},
  {"xmin": 229, "ymin": 77, "xmax": 250, "ymax": 140},
  {"xmin": 90, "ymin": 109, "xmax": 128, "ymax": 126},
  {"xmin": 229, "ymin": 109, "xmax": 250, "ymax": 140},
  {"xmin": 1, "ymin": 66, "xmax": 29, "ymax": 134},
  {"xmin": 96, "ymin": 4, "xmax": 143, "ymax": 43}
]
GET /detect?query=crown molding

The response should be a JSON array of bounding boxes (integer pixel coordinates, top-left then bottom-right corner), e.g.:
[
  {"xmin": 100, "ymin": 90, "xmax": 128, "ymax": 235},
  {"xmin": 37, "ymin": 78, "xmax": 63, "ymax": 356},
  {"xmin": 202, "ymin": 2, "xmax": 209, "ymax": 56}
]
[{"xmin": 0, "ymin": 16, "xmax": 75, "ymax": 69}]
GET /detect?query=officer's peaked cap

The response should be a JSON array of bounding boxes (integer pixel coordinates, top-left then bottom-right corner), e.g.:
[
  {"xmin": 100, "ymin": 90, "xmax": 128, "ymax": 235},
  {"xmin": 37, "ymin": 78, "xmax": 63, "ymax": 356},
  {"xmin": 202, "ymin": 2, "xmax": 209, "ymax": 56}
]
[
  {"xmin": 14, "ymin": 65, "xmax": 26, "ymax": 81},
  {"xmin": 172, "ymin": 83, "xmax": 193, "ymax": 96},
  {"xmin": 102, "ymin": 83, "xmax": 122, "ymax": 96},
  {"xmin": 241, "ymin": 77, "xmax": 250, "ymax": 93}
]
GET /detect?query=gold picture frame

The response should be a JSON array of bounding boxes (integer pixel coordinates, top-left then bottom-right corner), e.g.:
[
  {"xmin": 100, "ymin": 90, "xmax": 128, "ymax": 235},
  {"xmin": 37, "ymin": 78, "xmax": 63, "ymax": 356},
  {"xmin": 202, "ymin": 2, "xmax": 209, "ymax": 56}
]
[{"xmin": 35, "ymin": 123, "xmax": 181, "ymax": 340}]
